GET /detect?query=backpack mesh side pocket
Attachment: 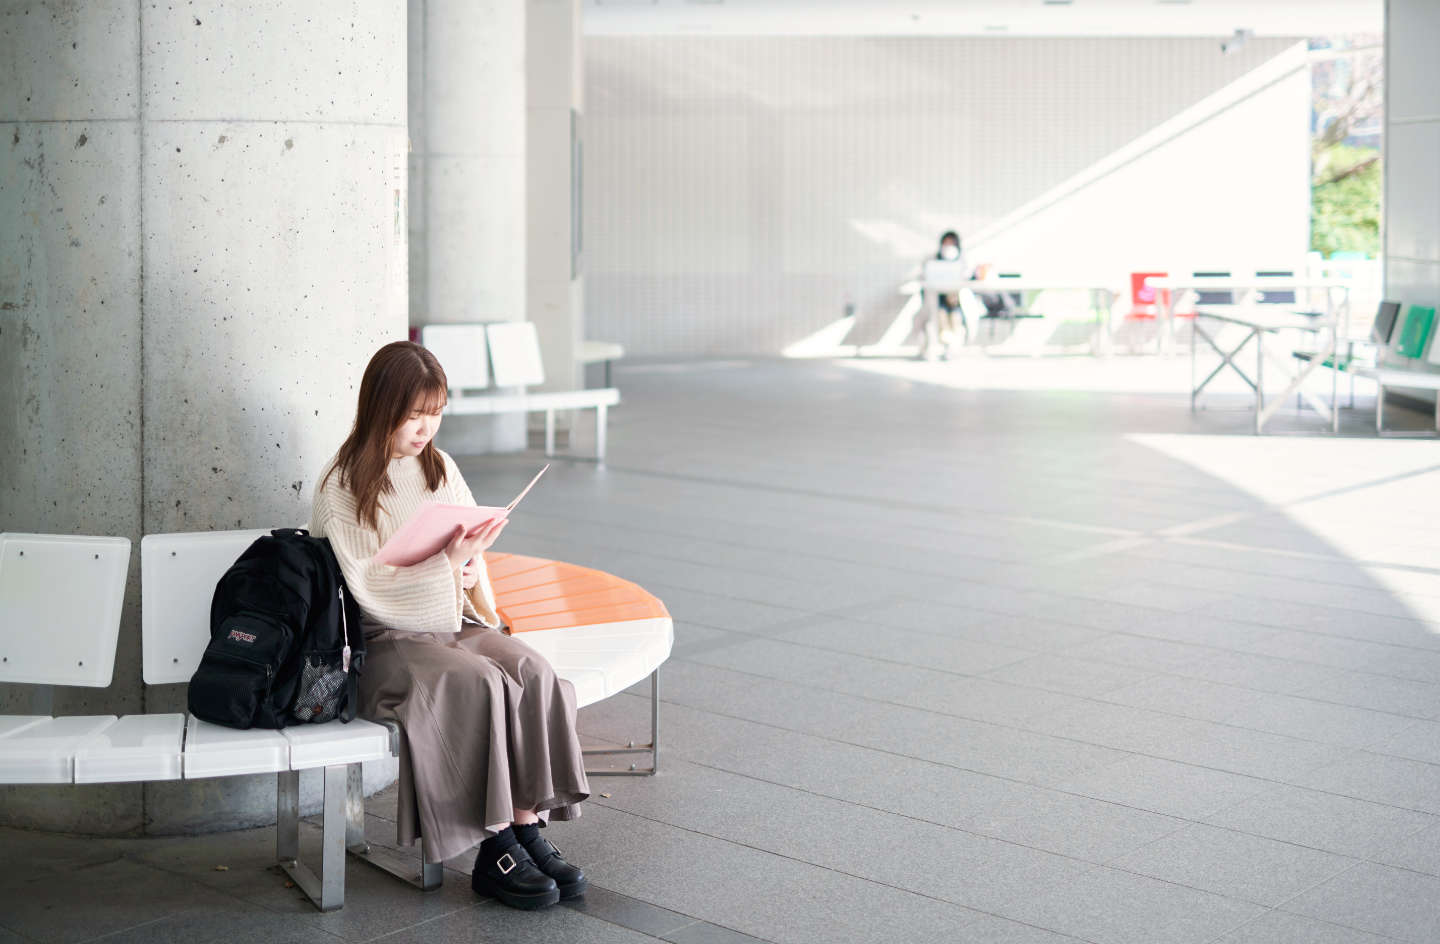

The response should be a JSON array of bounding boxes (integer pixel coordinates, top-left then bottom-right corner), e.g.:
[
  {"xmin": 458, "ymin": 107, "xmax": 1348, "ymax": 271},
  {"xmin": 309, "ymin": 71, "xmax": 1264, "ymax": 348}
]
[{"xmin": 292, "ymin": 659, "xmax": 347, "ymax": 723}]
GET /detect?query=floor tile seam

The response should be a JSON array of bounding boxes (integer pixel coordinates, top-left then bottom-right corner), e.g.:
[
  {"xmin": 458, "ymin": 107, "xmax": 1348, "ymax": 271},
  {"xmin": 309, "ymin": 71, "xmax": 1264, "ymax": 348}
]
[
  {"xmin": 1264, "ymin": 859, "xmax": 1428, "ymax": 943},
  {"xmin": 563, "ymin": 891, "xmax": 781, "ymax": 944},
  {"xmin": 577, "ymin": 804, "xmax": 996, "ymax": 924},
  {"xmin": 1150, "ymin": 535, "xmax": 1440, "ymax": 588},
  {"xmin": 516, "ymin": 501, "xmax": 1091, "ymax": 571},
  {"xmin": 0, "ymin": 919, "xmax": 31, "ymax": 943},
  {"xmin": 1092, "ymin": 676, "xmax": 1440, "ymax": 736},
  {"xmin": 660, "ymin": 757, "xmax": 1144, "ymax": 873},
  {"xmin": 1013, "ymin": 576, "xmax": 1440, "ymax": 658},
  {"xmin": 352, "ymin": 903, "xmax": 494, "ymax": 944},
  {"xmin": 67, "ymin": 912, "xmax": 181, "ymax": 944},
  {"xmin": 858, "ymin": 552, "xmax": 1440, "ymax": 658},
  {"xmin": 604, "ymin": 689, "xmax": 1308, "ymax": 832},
  {"xmin": 1063, "ymin": 860, "xmax": 1298, "ymax": 913},
  {"xmin": 1065, "ymin": 628, "xmax": 1440, "ymax": 695},
  {"xmin": 678, "ymin": 619, "xmax": 1440, "ymax": 737},
  {"xmin": 502, "ymin": 519, "xmax": 998, "ymax": 586},
  {"xmin": 1352, "ymin": 850, "xmax": 1440, "ymax": 885},
  {"xmin": 685, "ymin": 624, "xmax": 1045, "ymax": 682},
  {"xmin": 669, "ymin": 652, "xmax": 1395, "ymax": 776},
  {"xmin": 102, "ymin": 852, "xmax": 334, "ymax": 922},
  {"xmin": 1201, "ymin": 909, "xmax": 1415, "ymax": 944},
  {"xmin": 1125, "ymin": 576, "xmax": 1440, "ymax": 637},
  {"xmin": 808, "ymin": 586, "xmax": 1380, "ymax": 675},
  {"xmin": 618, "ymin": 683, "xmax": 1440, "ymax": 825},
  {"xmin": 1065, "ymin": 545, "xmax": 1440, "ymax": 612},
  {"xmin": 1095, "ymin": 816, "xmax": 1364, "ymax": 877},
  {"xmin": 593, "ymin": 462, "xmax": 1144, "ymax": 539},
  {"xmin": 677, "ymin": 747, "xmax": 1400, "ymax": 886},
  {"xmin": 505, "ymin": 522, "xmax": 961, "ymax": 604}
]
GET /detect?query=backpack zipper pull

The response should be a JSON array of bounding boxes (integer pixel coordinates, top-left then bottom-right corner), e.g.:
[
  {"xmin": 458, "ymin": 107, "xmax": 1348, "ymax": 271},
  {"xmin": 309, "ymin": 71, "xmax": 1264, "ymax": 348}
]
[{"xmin": 339, "ymin": 586, "xmax": 352, "ymax": 672}]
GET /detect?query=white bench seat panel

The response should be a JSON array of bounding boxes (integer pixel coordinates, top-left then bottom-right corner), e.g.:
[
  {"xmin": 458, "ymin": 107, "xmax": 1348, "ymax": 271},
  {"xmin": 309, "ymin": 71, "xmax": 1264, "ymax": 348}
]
[
  {"xmin": 74, "ymin": 713, "xmax": 185, "ymax": 783},
  {"xmin": 520, "ymin": 617, "xmax": 673, "ymax": 706},
  {"xmin": 282, "ymin": 719, "xmax": 392, "ymax": 769},
  {"xmin": 182, "ymin": 715, "xmax": 289, "ymax": 778},
  {"xmin": 1354, "ymin": 366, "xmax": 1440, "ymax": 388},
  {"xmin": 579, "ymin": 340, "xmax": 625, "ymax": 364},
  {"xmin": 0, "ymin": 715, "xmax": 118, "ymax": 783},
  {"xmin": 0, "ymin": 716, "xmax": 49, "ymax": 738},
  {"xmin": 445, "ymin": 388, "xmax": 619, "ymax": 416},
  {"xmin": 554, "ymin": 668, "xmax": 608, "ymax": 709}
]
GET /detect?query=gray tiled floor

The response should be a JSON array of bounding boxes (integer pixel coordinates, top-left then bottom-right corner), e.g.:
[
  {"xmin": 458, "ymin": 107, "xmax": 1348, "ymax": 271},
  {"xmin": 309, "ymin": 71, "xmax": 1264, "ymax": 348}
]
[{"xmin": 5, "ymin": 356, "xmax": 1440, "ymax": 943}]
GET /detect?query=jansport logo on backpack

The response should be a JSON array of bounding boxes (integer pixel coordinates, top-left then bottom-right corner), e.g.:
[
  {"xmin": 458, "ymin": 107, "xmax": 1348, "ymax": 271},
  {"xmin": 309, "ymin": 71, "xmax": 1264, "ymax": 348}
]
[{"xmin": 188, "ymin": 528, "xmax": 366, "ymax": 729}]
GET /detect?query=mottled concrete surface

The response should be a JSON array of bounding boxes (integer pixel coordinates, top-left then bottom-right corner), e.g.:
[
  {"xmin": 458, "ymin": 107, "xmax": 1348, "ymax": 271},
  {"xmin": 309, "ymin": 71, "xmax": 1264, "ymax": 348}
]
[{"xmin": 1, "ymin": 0, "xmax": 406, "ymax": 833}]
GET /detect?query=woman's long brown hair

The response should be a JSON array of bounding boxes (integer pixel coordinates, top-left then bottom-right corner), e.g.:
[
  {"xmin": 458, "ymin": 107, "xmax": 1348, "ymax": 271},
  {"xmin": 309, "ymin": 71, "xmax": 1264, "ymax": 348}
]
[{"xmin": 322, "ymin": 341, "xmax": 449, "ymax": 530}]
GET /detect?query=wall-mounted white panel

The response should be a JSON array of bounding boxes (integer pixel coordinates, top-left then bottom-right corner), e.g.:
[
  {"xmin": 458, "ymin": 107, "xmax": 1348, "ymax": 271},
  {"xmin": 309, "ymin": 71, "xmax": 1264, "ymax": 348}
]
[
  {"xmin": 1385, "ymin": 122, "xmax": 1440, "ymax": 264},
  {"xmin": 1387, "ymin": 0, "xmax": 1440, "ymax": 122}
]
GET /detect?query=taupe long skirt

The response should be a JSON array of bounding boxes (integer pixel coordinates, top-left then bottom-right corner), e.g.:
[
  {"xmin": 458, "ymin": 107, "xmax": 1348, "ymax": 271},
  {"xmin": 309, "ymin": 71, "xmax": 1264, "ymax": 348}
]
[{"xmin": 357, "ymin": 621, "xmax": 590, "ymax": 864}]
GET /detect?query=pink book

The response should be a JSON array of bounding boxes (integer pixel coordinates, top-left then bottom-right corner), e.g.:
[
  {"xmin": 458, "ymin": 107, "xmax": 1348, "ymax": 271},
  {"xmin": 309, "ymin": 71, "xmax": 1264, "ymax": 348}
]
[{"xmin": 374, "ymin": 464, "xmax": 548, "ymax": 567}]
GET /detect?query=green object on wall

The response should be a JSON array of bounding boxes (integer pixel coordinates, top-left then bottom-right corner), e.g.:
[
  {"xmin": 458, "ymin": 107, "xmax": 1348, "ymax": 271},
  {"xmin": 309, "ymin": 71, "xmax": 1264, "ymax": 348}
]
[{"xmin": 1396, "ymin": 305, "xmax": 1436, "ymax": 359}]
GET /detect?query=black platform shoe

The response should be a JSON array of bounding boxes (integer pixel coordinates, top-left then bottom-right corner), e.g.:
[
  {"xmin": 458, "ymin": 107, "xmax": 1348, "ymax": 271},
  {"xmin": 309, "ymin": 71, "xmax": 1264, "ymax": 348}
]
[
  {"xmin": 471, "ymin": 843, "xmax": 561, "ymax": 910},
  {"xmin": 519, "ymin": 833, "xmax": 588, "ymax": 900}
]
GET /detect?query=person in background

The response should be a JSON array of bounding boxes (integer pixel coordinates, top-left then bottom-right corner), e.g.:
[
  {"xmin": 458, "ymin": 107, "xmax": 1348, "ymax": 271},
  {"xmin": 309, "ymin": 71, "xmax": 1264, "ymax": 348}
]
[{"xmin": 918, "ymin": 230, "xmax": 972, "ymax": 359}]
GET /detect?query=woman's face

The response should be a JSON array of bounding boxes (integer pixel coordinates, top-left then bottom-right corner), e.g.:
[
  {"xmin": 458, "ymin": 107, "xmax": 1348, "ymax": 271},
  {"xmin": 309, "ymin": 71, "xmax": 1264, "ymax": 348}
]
[{"xmin": 390, "ymin": 392, "xmax": 445, "ymax": 459}]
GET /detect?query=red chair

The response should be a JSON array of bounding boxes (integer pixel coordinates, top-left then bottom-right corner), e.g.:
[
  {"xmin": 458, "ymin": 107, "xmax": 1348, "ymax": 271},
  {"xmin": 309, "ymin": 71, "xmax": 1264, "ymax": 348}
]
[{"xmin": 1125, "ymin": 271, "xmax": 1172, "ymax": 320}]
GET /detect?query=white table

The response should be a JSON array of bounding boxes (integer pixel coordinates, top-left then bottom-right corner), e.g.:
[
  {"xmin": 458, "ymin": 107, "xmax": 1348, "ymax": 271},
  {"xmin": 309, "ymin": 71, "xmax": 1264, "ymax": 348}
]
[
  {"xmin": 1146, "ymin": 277, "xmax": 1353, "ymax": 356},
  {"xmin": 1187, "ymin": 308, "xmax": 1345, "ymax": 434},
  {"xmin": 923, "ymin": 279, "xmax": 1120, "ymax": 356}
]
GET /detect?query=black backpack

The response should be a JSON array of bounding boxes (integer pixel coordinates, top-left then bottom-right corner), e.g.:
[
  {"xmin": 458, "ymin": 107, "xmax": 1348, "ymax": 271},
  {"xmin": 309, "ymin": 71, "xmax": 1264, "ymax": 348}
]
[{"xmin": 188, "ymin": 528, "xmax": 366, "ymax": 729}]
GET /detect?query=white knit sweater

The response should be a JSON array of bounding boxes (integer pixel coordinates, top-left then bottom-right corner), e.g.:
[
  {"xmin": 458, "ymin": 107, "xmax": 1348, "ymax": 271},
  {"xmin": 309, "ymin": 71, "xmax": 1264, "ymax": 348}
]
[{"xmin": 308, "ymin": 449, "xmax": 500, "ymax": 634}]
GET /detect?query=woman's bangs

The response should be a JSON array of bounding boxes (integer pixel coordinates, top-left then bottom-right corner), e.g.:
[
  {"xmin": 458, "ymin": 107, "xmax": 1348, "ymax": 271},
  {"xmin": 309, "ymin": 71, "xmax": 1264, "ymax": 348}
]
[{"xmin": 413, "ymin": 384, "xmax": 448, "ymax": 415}]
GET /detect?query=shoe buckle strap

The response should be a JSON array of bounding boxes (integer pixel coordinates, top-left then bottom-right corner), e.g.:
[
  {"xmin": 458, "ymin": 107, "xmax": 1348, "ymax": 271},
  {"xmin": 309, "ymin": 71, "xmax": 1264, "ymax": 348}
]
[{"xmin": 497, "ymin": 852, "xmax": 518, "ymax": 875}]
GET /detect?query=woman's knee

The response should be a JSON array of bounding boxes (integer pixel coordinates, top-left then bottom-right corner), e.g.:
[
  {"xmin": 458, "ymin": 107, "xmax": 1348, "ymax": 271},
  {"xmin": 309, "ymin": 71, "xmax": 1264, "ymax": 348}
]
[{"xmin": 516, "ymin": 652, "xmax": 557, "ymax": 688}]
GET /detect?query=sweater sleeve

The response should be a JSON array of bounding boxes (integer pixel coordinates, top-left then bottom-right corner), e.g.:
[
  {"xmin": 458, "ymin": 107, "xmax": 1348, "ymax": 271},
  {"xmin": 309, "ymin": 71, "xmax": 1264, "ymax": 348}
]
[
  {"xmin": 312, "ymin": 479, "xmax": 464, "ymax": 635},
  {"xmin": 442, "ymin": 452, "xmax": 503, "ymax": 629}
]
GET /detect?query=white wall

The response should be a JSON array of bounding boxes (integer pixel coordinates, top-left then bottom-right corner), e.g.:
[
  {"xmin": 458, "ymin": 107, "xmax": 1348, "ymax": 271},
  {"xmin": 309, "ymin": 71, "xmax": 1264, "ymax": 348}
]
[
  {"xmin": 1383, "ymin": 0, "xmax": 1440, "ymax": 388},
  {"xmin": 583, "ymin": 36, "xmax": 1312, "ymax": 356}
]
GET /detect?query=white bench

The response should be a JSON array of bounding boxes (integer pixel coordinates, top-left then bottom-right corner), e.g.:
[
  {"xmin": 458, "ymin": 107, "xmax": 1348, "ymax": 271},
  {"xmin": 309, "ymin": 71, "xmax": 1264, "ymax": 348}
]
[
  {"xmin": 422, "ymin": 322, "xmax": 620, "ymax": 462},
  {"xmin": 0, "ymin": 530, "xmax": 672, "ymax": 912},
  {"xmin": 1293, "ymin": 303, "xmax": 1440, "ymax": 436},
  {"xmin": 579, "ymin": 339, "xmax": 625, "ymax": 389}
]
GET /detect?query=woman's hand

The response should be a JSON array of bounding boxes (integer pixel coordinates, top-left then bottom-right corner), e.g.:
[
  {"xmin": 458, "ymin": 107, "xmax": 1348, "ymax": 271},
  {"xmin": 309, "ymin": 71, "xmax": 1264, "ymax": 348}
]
[
  {"xmin": 460, "ymin": 559, "xmax": 480, "ymax": 590},
  {"xmin": 443, "ymin": 517, "xmax": 509, "ymax": 571}
]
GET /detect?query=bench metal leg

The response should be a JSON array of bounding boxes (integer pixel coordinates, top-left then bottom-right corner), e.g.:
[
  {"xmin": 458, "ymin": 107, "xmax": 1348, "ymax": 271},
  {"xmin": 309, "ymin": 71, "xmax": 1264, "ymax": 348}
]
[
  {"xmin": 276, "ymin": 765, "xmax": 348, "ymax": 912},
  {"xmin": 595, "ymin": 403, "xmax": 608, "ymax": 463},
  {"xmin": 584, "ymin": 669, "xmax": 659, "ymax": 776},
  {"xmin": 343, "ymin": 763, "xmax": 444, "ymax": 891},
  {"xmin": 545, "ymin": 410, "xmax": 556, "ymax": 457}
]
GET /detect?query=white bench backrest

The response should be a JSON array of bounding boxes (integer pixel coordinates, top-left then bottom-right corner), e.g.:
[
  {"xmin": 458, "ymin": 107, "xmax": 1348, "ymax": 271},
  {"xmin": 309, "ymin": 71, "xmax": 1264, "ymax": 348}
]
[
  {"xmin": 141, "ymin": 530, "xmax": 269, "ymax": 684},
  {"xmin": 0, "ymin": 533, "xmax": 131, "ymax": 687},
  {"xmin": 486, "ymin": 322, "xmax": 546, "ymax": 387},
  {"xmin": 421, "ymin": 324, "xmax": 491, "ymax": 391}
]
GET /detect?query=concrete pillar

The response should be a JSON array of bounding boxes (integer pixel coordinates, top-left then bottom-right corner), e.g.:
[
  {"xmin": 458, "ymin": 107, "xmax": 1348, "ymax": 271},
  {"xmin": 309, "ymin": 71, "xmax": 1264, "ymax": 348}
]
[
  {"xmin": 528, "ymin": 0, "xmax": 585, "ymax": 415},
  {"xmin": 1, "ymin": 1, "xmax": 407, "ymax": 834},
  {"xmin": 411, "ymin": 0, "xmax": 529, "ymax": 454}
]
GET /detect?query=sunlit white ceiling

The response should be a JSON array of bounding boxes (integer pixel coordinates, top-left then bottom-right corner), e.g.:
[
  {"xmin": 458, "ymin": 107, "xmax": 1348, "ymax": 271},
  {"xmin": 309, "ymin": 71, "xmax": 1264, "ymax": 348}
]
[{"xmin": 584, "ymin": 0, "xmax": 1383, "ymax": 37}]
